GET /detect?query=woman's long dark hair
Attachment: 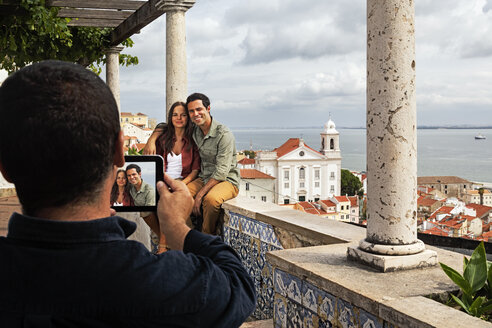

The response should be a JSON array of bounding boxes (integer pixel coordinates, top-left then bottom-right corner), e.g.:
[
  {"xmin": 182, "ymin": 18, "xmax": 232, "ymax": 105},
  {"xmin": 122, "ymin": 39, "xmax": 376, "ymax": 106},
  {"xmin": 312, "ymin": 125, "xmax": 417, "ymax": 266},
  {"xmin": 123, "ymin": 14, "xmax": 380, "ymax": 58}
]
[
  {"xmin": 110, "ymin": 169, "xmax": 131, "ymax": 204},
  {"xmin": 160, "ymin": 101, "xmax": 193, "ymax": 153}
]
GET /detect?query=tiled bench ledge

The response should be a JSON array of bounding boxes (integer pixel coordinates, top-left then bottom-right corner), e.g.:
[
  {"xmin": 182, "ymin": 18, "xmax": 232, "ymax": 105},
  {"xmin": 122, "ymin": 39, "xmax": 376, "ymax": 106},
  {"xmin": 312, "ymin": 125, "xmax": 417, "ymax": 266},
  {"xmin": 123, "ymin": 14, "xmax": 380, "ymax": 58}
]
[
  {"xmin": 222, "ymin": 197, "xmax": 366, "ymax": 248},
  {"xmin": 267, "ymin": 241, "xmax": 491, "ymax": 328},
  {"xmin": 221, "ymin": 197, "xmax": 366, "ymax": 320}
]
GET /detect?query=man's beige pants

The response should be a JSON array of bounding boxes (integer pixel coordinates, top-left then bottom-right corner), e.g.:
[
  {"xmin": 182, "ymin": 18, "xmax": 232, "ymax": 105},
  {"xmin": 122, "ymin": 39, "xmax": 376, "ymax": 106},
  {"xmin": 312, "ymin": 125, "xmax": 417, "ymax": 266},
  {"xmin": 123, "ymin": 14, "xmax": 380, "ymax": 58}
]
[{"xmin": 187, "ymin": 178, "xmax": 239, "ymax": 234}]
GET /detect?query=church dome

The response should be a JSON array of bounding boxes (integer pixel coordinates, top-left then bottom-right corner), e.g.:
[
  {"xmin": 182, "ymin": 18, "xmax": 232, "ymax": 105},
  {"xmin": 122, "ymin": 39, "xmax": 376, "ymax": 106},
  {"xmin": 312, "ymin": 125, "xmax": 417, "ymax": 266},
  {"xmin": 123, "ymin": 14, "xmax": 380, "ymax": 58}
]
[{"xmin": 323, "ymin": 118, "xmax": 338, "ymax": 134}]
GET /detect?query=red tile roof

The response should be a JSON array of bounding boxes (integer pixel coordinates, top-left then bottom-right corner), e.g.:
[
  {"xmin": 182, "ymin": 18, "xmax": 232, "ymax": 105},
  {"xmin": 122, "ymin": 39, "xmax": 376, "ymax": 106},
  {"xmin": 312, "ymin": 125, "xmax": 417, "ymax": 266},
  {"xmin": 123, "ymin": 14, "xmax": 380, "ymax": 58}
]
[
  {"xmin": 417, "ymin": 176, "xmax": 471, "ymax": 184},
  {"xmin": 296, "ymin": 202, "xmax": 326, "ymax": 215},
  {"xmin": 334, "ymin": 196, "xmax": 350, "ymax": 203},
  {"xmin": 466, "ymin": 203, "xmax": 492, "ymax": 218},
  {"xmin": 348, "ymin": 196, "xmax": 358, "ymax": 207},
  {"xmin": 120, "ymin": 112, "xmax": 132, "ymax": 116},
  {"xmin": 418, "ymin": 197, "xmax": 439, "ymax": 207},
  {"xmin": 423, "ymin": 226, "xmax": 451, "ymax": 236},
  {"xmin": 238, "ymin": 158, "xmax": 255, "ymax": 165},
  {"xmin": 273, "ymin": 138, "xmax": 323, "ymax": 158},
  {"xmin": 320, "ymin": 200, "xmax": 336, "ymax": 207},
  {"xmin": 240, "ymin": 169, "xmax": 275, "ymax": 179},
  {"xmin": 429, "ymin": 206, "xmax": 454, "ymax": 219}
]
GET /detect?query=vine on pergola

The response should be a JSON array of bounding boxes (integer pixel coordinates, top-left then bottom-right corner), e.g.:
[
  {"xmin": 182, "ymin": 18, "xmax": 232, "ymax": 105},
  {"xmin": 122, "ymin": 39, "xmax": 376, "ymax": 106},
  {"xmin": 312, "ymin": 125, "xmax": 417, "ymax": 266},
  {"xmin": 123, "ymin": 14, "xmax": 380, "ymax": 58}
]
[{"xmin": 0, "ymin": 0, "xmax": 138, "ymax": 74}]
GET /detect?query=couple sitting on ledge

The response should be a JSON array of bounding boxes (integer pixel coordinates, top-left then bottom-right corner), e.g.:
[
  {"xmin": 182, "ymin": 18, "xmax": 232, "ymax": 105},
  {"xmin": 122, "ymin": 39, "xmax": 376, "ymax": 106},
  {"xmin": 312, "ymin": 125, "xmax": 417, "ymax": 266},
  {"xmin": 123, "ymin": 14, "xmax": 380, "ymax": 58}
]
[{"xmin": 141, "ymin": 93, "xmax": 240, "ymax": 252}]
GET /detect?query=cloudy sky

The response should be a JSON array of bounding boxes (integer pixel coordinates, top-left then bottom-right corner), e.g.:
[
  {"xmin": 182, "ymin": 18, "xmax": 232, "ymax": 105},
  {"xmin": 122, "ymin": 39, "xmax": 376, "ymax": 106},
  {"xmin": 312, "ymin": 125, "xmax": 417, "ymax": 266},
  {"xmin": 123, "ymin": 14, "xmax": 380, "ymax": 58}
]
[{"xmin": 3, "ymin": 0, "xmax": 492, "ymax": 128}]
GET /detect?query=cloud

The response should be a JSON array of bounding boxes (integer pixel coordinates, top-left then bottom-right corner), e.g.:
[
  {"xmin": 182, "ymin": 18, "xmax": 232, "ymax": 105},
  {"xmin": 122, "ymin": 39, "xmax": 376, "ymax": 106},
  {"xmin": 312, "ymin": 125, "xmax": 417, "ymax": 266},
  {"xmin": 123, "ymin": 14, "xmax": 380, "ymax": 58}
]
[
  {"xmin": 416, "ymin": 0, "xmax": 492, "ymax": 59},
  {"xmin": 262, "ymin": 63, "xmax": 365, "ymax": 109},
  {"xmin": 483, "ymin": 0, "xmax": 492, "ymax": 12},
  {"xmin": 221, "ymin": 0, "xmax": 365, "ymax": 64}
]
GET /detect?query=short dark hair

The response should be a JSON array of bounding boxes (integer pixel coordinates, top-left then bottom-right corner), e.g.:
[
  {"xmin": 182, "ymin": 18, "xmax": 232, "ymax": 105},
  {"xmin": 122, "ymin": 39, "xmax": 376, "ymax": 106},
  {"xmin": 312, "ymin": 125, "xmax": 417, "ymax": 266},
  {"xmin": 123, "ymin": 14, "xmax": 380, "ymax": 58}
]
[
  {"xmin": 126, "ymin": 164, "xmax": 141, "ymax": 174},
  {"xmin": 0, "ymin": 60, "xmax": 120, "ymax": 215},
  {"xmin": 186, "ymin": 93, "xmax": 210, "ymax": 108}
]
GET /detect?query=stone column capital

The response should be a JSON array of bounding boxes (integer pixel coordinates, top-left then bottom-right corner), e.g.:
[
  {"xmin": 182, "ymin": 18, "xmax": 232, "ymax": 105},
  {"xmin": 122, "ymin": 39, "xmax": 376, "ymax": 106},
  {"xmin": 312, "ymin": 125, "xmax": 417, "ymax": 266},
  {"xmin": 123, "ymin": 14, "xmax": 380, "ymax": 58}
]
[
  {"xmin": 156, "ymin": 0, "xmax": 195, "ymax": 12},
  {"xmin": 105, "ymin": 46, "xmax": 124, "ymax": 54}
]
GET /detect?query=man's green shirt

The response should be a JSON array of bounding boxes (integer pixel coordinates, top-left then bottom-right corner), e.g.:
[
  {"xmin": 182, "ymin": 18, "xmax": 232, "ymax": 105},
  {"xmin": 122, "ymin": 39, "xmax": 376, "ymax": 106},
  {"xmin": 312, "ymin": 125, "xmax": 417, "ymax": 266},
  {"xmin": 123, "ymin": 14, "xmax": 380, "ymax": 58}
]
[
  {"xmin": 193, "ymin": 118, "xmax": 240, "ymax": 188},
  {"xmin": 129, "ymin": 180, "xmax": 155, "ymax": 206}
]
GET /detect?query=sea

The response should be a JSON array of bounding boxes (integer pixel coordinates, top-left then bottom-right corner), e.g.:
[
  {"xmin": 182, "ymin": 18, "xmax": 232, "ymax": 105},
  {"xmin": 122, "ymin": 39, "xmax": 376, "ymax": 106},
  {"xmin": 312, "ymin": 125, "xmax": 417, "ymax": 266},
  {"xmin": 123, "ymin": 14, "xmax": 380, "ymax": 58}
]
[{"xmin": 231, "ymin": 128, "xmax": 492, "ymax": 184}]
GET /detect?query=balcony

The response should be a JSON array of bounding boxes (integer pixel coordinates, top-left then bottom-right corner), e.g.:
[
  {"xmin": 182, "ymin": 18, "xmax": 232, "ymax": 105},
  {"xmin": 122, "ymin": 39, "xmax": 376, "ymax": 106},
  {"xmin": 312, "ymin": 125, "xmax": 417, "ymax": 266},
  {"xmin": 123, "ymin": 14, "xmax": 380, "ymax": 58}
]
[{"xmin": 221, "ymin": 197, "xmax": 491, "ymax": 327}]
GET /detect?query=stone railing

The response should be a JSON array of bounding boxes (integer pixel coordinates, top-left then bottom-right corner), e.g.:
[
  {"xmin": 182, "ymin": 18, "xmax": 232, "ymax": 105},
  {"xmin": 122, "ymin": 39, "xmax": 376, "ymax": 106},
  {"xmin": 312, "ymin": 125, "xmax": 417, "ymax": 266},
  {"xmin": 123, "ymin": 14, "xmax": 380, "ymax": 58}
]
[{"xmin": 222, "ymin": 197, "xmax": 491, "ymax": 327}]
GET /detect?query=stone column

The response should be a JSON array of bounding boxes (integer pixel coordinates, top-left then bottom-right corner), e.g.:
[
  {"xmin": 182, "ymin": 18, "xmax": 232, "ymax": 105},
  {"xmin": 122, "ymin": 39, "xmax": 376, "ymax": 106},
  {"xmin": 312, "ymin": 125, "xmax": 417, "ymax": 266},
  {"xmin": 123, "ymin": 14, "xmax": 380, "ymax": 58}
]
[
  {"xmin": 156, "ymin": 0, "xmax": 196, "ymax": 117},
  {"xmin": 347, "ymin": 0, "xmax": 437, "ymax": 272},
  {"xmin": 105, "ymin": 46, "xmax": 123, "ymax": 112}
]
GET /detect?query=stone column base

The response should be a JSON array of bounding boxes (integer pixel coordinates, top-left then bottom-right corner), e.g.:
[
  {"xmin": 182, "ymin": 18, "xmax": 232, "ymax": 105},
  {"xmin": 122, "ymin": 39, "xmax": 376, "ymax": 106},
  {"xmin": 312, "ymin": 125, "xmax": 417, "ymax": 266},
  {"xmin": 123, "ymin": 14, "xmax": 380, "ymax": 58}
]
[{"xmin": 347, "ymin": 246, "xmax": 438, "ymax": 272}]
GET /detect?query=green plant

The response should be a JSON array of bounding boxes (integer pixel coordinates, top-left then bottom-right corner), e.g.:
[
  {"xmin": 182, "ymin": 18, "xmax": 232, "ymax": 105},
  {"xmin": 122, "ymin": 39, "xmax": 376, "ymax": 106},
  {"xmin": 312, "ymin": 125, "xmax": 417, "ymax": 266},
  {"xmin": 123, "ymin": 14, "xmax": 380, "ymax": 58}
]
[
  {"xmin": 0, "ymin": 0, "xmax": 138, "ymax": 73},
  {"xmin": 440, "ymin": 242, "xmax": 492, "ymax": 320},
  {"xmin": 127, "ymin": 144, "xmax": 143, "ymax": 155}
]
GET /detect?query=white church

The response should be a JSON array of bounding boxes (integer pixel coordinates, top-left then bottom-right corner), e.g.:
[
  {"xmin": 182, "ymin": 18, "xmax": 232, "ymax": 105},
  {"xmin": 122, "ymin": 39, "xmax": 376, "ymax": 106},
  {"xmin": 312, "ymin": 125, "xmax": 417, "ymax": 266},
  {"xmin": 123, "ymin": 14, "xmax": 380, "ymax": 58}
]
[{"xmin": 254, "ymin": 119, "xmax": 342, "ymax": 204}]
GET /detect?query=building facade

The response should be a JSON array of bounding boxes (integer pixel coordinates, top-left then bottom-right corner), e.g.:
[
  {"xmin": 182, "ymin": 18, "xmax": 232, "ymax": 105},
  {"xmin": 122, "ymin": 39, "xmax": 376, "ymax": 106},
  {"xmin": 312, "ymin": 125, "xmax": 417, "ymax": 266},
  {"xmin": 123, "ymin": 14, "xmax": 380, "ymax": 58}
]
[
  {"xmin": 463, "ymin": 189, "xmax": 492, "ymax": 206},
  {"xmin": 240, "ymin": 169, "xmax": 276, "ymax": 203},
  {"xmin": 417, "ymin": 176, "xmax": 473, "ymax": 198},
  {"xmin": 255, "ymin": 119, "xmax": 342, "ymax": 204}
]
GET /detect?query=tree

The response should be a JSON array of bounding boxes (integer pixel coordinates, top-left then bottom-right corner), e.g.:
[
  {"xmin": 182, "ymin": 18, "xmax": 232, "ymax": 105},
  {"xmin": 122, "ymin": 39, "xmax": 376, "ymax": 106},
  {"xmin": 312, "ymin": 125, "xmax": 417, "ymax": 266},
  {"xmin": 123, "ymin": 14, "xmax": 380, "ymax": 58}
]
[
  {"xmin": 0, "ymin": 0, "xmax": 138, "ymax": 74},
  {"xmin": 243, "ymin": 150, "xmax": 256, "ymax": 159},
  {"xmin": 478, "ymin": 187, "xmax": 485, "ymax": 205},
  {"xmin": 340, "ymin": 169, "xmax": 363, "ymax": 197}
]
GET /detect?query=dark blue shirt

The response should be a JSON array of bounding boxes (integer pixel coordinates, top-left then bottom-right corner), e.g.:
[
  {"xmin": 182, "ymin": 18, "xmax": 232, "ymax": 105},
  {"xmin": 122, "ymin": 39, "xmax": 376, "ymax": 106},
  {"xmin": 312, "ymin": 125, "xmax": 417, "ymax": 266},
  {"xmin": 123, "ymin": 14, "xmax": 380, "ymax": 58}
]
[{"xmin": 0, "ymin": 213, "xmax": 255, "ymax": 327}]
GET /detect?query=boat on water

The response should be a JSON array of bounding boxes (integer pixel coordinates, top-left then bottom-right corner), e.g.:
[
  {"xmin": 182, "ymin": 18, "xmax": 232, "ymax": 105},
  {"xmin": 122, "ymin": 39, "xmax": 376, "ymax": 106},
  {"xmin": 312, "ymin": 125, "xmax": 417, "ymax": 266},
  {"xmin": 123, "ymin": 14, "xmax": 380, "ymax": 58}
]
[{"xmin": 475, "ymin": 133, "xmax": 486, "ymax": 140}]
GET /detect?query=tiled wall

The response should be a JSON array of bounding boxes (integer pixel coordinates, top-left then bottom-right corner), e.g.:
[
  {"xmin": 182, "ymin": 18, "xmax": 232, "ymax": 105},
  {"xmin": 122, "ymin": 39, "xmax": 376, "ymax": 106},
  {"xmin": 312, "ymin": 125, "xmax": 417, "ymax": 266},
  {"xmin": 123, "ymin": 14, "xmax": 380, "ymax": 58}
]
[
  {"xmin": 223, "ymin": 210, "xmax": 396, "ymax": 327},
  {"xmin": 273, "ymin": 268, "xmax": 394, "ymax": 328},
  {"xmin": 223, "ymin": 211, "xmax": 283, "ymax": 319}
]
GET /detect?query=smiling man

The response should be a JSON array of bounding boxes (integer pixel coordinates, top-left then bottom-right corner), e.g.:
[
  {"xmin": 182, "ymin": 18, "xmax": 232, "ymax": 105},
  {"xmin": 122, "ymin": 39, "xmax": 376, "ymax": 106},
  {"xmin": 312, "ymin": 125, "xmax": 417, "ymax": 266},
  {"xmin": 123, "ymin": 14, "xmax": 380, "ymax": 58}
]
[
  {"xmin": 126, "ymin": 163, "xmax": 155, "ymax": 206},
  {"xmin": 185, "ymin": 93, "xmax": 240, "ymax": 235}
]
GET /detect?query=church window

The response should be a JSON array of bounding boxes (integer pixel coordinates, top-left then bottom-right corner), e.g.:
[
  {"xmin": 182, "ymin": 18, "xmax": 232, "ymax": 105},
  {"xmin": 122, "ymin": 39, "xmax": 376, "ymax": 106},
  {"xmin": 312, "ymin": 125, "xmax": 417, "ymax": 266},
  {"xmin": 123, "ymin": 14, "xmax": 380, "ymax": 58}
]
[
  {"xmin": 246, "ymin": 183, "xmax": 250, "ymax": 191},
  {"xmin": 284, "ymin": 199, "xmax": 290, "ymax": 204},
  {"xmin": 314, "ymin": 197, "xmax": 320, "ymax": 201},
  {"xmin": 299, "ymin": 196, "xmax": 306, "ymax": 201},
  {"xmin": 284, "ymin": 182, "xmax": 289, "ymax": 188},
  {"xmin": 315, "ymin": 169, "xmax": 320, "ymax": 179},
  {"xmin": 330, "ymin": 172, "xmax": 335, "ymax": 180},
  {"xmin": 330, "ymin": 138, "xmax": 334, "ymax": 150},
  {"xmin": 299, "ymin": 167, "xmax": 305, "ymax": 179},
  {"xmin": 300, "ymin": 182, "xmax": 305, "ymax": 188},
  {"xmin": 284, "ymin": 170, "xmax": 289, "ymax": 180},
  {"xmin": 261, "ymin": 196, "xmax": 267, "ymax": 202},
  {"xmin": 330, "ymin": 185, "xmax": 335, "ymax": 193},
  {"xmin": 315, "ymin": 181, "xmax": 320, "ymax": 188}
]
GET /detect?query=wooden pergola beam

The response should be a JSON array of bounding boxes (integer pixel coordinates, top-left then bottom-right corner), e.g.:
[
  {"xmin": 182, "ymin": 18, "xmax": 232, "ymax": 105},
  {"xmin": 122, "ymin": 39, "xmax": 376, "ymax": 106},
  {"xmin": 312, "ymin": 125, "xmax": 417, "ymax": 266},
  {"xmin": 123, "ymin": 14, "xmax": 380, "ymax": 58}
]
[
  {"xmin": 58, "ymin": 8, "xmax": 133, "ymax": 20},
  {"xmin": 110, "ymin": 0, "xmax": 164, "ymax": 46},
  {"xmin": 67, "ymin": 18, "xmax": 122, "ymax": 28},
  {"xmin": 2, "ymin": 0, "xmax": 167, "ymax": 46},
  {"xmin": 47, "ymin": 0, "xmax": 145, "ymax": 10}
]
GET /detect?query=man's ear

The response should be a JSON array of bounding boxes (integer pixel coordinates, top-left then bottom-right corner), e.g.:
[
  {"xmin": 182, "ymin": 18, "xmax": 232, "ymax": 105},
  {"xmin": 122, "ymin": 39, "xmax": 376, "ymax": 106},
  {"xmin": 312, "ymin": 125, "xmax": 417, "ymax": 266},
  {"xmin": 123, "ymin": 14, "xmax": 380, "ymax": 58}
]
[
  {"xmin": 113, "ymin": 130, "xmax": 125, "ymax": 168},
  {"xmin": 206, "ymin": 106, "xmax": 211, "ymax": 113},
  {"xmin": 0, "ymin": 160, "xmax": 13, "ymax": 183}
]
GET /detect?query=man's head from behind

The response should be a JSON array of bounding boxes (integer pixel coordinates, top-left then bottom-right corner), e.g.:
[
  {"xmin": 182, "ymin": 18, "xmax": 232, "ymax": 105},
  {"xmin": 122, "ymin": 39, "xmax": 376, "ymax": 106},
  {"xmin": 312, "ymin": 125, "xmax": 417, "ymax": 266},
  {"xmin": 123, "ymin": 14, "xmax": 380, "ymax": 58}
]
[
  {"xmin": 0, "ymin": 60, "xmax": 121, "ymax": 215},
  {"xmin": 126, "ymin": 164, "xmax": 142, "ymax": 186}
]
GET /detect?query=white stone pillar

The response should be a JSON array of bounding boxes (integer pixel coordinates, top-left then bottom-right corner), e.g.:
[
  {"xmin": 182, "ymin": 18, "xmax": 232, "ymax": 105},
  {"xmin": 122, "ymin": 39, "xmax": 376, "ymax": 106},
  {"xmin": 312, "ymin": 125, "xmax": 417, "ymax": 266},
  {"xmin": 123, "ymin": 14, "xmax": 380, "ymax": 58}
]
[
  {"xmin": 105, "ymin": 46, "xmax": 123, "ymax": 112},
  {"xmin": 156, "ymin": 0, "xmax": 196, "ymax": 117},
  {"xmin": 347, "ymin": 0, "xmax": 437, "ymax": 272}
]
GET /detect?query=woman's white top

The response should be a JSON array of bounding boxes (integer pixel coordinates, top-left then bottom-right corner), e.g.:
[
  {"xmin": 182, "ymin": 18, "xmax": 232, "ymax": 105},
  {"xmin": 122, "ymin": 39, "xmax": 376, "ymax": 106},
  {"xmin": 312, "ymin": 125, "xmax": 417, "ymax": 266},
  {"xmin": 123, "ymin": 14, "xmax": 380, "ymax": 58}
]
[
  {"xmin": 166, "ymin": 152, "xmax": 183, "ymax": 179},
  {"xmin": 113, "ymin": 201, "xmax": 123, "ymax": 206}
]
